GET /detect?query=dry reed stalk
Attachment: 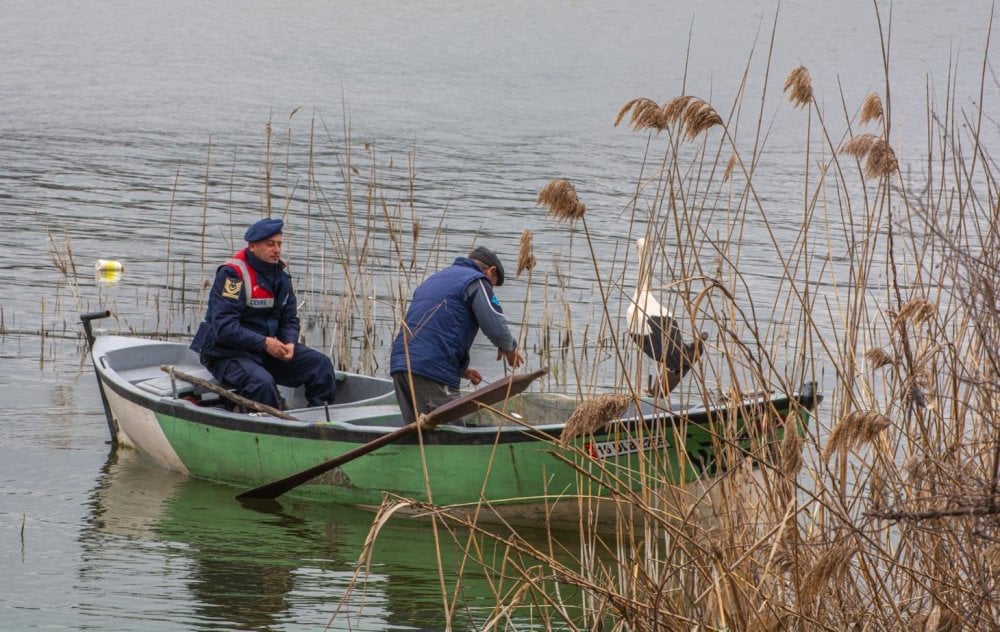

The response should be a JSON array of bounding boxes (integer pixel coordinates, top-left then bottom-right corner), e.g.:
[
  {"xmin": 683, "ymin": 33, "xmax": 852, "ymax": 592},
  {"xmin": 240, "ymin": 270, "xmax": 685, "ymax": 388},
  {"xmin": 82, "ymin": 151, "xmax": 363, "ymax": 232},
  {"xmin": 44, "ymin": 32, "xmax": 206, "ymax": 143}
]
[
  {"xmin": 722, "ymin": 152, "xmax": 737, "ymax": 183},
  {"xmin": 783, "ymin": 65, "xmax": 813, "ymax": 107},
  {"xmin": 838, "ymin": 133, "xmax": 899, "ymax": 178},
  {"xmin": 839, "ymin": 133, "xmax": 880, "ymax": 158},
  {"xmin": 780, "ymin": 425, "xmax": 803, "ymax": 479},
  {"xmin": 865, "ymin": 347, "xmax": 896, "ymax": 369},
  {"xmin": 860, "ymin": 93, "xmax": 884, "ymax": 125},
  {"xmin": 822, "ymin": 411, "xmax": 891, "ymax": 461},
  {"xmin": 537, "ymin": 179, "xmax": 586, "ymax": 222},
  {"xmin": 895, "ymin": 298, "xmax": 937, "ymax": 328},
  {"xmin": 516, "ymin": 230, "xmax": 536, "ymax": 277},
  {"xmin": 800, "ymin": 544, "xmax": 856, "ymax": 603},
  {"xmin": 560, "ymin": 394, "xmax": 632, "ymax": 445},
  {"xmin": 771, "ymin": 517, "xmax": 801, "ymax": 573},
  {"xmin": 864, "ymin": 138, "xmax": 899, "ymax": 179},
  {"xmin": 614, "ymin": 95, "xmax": 722, "ymax": 140}
]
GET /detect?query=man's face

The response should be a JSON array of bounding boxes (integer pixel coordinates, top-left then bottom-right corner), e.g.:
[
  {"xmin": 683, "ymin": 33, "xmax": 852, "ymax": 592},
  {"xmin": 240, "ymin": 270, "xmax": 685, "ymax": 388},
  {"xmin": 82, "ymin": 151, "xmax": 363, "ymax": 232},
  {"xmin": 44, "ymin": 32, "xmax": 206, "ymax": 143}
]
[
  {"xmin": 485, "ymin": 266, "xmax": 500, "ymax": 286},
  {"xmin": 249, "ymin": 235, "xmax": 282, "ymax": 264}
]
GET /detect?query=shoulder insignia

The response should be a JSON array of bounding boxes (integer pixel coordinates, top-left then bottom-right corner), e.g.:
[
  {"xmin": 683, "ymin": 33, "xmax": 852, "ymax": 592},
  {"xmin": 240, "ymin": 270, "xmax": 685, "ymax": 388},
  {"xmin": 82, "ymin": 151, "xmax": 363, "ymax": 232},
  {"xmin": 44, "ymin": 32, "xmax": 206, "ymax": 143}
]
[
  {"xmin": 222, "ymin": 278, "xmax": 243, "ymax": 300},
  {"xmin": 491, "ymin": 295, "xmax": 503, "ymax": 311}
]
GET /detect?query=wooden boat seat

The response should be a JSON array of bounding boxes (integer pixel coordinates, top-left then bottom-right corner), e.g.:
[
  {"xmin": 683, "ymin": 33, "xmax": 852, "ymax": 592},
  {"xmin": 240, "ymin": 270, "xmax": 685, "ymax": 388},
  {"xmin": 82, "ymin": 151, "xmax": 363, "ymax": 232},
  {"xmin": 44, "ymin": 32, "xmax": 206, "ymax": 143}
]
[{"xmin": 135, "ymin": 365, "xmax": 223, "ymax": 398}]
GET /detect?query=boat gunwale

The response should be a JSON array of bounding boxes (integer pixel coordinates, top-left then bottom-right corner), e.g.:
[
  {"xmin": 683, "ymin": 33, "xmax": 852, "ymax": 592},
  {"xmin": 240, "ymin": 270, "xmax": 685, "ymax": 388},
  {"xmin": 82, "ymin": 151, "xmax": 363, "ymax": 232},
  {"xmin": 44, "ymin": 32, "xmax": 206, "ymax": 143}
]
[
  {"xmin": 96, "ymin": 367, "xmax": 817, "ymax": 448},
  {"xmin": 92, "ymin": 335, "xmax": 821, "ymax": 447}
]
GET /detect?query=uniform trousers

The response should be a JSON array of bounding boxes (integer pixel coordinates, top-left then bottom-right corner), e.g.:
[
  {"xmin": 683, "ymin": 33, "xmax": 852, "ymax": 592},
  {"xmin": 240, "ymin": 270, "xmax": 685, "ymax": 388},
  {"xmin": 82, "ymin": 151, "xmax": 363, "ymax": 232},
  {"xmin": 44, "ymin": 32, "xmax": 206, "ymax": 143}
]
[{"xmin": 206, "ymin": 343, "xmax": 336, "ymax": 409}]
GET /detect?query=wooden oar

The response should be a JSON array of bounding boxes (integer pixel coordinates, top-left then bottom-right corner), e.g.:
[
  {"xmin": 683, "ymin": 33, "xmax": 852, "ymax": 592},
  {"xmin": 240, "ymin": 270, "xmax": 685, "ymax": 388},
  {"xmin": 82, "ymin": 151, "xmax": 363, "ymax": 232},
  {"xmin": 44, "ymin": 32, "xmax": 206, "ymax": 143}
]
[
  {"xmin": 236, "ymin": 367, "xmax": 548, "ymax": 501},
  {"xmin": 160, "ymin": 365, "xmax": 299, "ymax": 421}
]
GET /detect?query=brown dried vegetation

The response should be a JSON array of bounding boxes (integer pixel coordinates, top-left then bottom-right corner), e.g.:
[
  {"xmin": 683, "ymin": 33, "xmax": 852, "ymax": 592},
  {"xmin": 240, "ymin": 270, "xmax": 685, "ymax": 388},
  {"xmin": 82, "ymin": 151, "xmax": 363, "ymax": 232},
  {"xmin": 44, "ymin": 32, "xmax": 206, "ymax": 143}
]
[
  {"xmin": 516, "ymin": 230, "xmax": 536, "ymax": 277},
  {"xmin": 839, "ymin": 133, "xmax": 899, "ymax": 179},
  {"xmin": 537, "ymin": 178, "xmax": 587, "ymax": 222},
  {"xmin": 560, "ymin": 394, "xmax": 632, "ymax": 444},
  {"xmin": 860, "ymin": 92, "xmax": 884, "ymax": 125},
  {"xmin": 783, "ymin": 64, "xmax": 813, "ymax": 107},
  {"xmin": 615, "ymin": 95, "xmax": 723, "ymax": 140}
]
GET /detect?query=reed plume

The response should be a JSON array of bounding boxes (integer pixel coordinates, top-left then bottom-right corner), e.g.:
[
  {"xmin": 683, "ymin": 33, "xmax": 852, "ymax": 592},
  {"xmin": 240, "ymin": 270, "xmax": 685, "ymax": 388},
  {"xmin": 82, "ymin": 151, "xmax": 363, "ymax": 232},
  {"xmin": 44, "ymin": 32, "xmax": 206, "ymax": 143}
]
[
  {"xmin": 864, "ymin": 347, "xmax": 896, "ymax": 369},
  {"xmin": 614, "ymin": 97, "xmax": 660, "ymax": 128},
  {"xmin": 780, "ymin": 424, "xmax": 803, "ymax": 479},
  {"xmin": 772, "ymin": 520, "xmax": 802, "ymax": 573},
  {"xmin": 838, "ymin": 134, "xmax": 898, "ymax": 179},
  {"xmin": 614, "ymin": 95, "xmax": 722, "ymax": 140},
  {"xmin": 822, "ymin": 411, "xmax": 891, "ymax": 461},
  {"xmin": 895, "ymin": 298, "xmax": 937, "ymax": 328},
  {"xmin": 561, "ymin": 394, "xmax": 632, "ymax": 445},
  {"xmin": 722, "ymin": 152, "xmax": 737, "ymax": 183},
  {"xmin": 662, "ymin": 95, "xmax": 695, "ymax": 124},
  {"xmin": 839, "ymin": 133, "xmax": 879, "ymax": 158},
  {"xmin": 864, "ymin": 138, "xmax": 899, "ymax": 179},
  {"xmin": 679, "ymin": 97, "xmax": 723, "ymax": 140},
  {"xmin": 538, "ymin": 179, "xmax": 587, "ymax": 222},
  {"xmin": 783, "ymin": 65, "xmax": 813, "ymax": 107},
  {"xmin": 800, "ymin": 545, "xmax": 857, "ymax": 602},
  {"xmin": 516, "ymin": 230, "xmax": 536, "ymax": 277},
  {"xmin": 859, "ymin": 93, "xmax": 884, "ymax": 125}
]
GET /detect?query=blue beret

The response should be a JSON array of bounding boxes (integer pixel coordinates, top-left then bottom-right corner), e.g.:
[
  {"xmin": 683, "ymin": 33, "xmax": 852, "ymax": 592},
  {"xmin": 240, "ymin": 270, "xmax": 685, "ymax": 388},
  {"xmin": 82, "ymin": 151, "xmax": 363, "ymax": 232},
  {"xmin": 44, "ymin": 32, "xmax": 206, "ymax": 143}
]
[{"xmin": 244, "ymin": 218, "xmax": 283, "ymax": 242}]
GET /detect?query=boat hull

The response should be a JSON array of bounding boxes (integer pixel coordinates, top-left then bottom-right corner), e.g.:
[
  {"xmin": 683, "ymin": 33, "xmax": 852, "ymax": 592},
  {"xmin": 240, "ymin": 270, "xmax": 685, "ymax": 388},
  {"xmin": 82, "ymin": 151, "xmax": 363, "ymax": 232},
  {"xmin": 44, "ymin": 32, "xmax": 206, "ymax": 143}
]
[{"xmin": 90, "ymin": 333, "xmax": 822, "ymax": 525}]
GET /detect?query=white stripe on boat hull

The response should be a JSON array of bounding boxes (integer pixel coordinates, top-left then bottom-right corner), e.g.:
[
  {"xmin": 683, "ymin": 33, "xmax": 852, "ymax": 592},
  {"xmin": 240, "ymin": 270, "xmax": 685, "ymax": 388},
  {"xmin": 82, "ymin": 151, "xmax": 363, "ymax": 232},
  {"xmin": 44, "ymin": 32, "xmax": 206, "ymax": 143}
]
[{"xmin": 105, "ymin": 387, "xmax": 189, "ymax": 475}]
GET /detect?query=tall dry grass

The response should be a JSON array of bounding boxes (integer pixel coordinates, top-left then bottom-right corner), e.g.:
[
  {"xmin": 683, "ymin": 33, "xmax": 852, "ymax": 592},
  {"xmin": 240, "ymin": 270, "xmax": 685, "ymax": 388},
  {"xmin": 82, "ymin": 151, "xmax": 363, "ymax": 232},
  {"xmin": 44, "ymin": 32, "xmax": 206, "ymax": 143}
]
[{"xmin": 335, "ymin": 11, "xmax": 997, "ymax": 632}]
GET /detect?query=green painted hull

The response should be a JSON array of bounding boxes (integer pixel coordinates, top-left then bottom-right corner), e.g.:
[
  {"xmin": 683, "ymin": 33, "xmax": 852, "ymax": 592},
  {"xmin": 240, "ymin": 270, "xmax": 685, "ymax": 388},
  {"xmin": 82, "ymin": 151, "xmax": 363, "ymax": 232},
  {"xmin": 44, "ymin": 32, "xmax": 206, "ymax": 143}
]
[
  {"xmin": 155, "ymin": 393, "xmax": 816, "ymax": 507},
  {"xmin": 91, "ymin": 334, "xmax": 822, "ymax": 512}
]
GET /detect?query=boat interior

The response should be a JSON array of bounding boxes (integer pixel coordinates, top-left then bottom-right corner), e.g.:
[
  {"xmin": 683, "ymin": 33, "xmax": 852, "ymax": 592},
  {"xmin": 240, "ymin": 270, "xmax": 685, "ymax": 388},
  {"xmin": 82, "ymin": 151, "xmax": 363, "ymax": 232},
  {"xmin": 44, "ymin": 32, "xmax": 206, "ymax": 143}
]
[{"xmin": 98, "ymin": 338, "xmax": 396, "ymax": 412}]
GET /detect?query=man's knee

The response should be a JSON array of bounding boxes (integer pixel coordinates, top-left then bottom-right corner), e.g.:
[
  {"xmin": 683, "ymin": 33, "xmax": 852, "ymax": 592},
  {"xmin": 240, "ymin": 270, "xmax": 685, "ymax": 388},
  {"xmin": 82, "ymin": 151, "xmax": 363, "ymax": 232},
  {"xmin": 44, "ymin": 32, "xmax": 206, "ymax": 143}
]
[
  {"xmin": 293, "ymin": 344, "xmax": 336, "ymax": 405},
  {"xmin": 217, "ymin": 357, "xmax": 281, "ymax": 408}
]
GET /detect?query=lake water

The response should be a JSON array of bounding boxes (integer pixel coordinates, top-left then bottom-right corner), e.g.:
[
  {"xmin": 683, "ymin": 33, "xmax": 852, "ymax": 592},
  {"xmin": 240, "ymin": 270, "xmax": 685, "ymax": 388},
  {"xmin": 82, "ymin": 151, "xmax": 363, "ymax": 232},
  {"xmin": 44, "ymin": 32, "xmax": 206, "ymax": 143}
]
[{"xmin": 1, "ymin": 1, "xmax": 995, "ymax": 629}]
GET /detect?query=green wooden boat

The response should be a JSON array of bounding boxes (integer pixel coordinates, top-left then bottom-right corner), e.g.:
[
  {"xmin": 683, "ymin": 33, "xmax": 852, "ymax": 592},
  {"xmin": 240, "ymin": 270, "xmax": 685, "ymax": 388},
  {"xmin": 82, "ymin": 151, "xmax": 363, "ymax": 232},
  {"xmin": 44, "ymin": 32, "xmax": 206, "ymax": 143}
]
[{"xmin": 82, "ymin": 311, "xmax": 822, "ymax": 528}]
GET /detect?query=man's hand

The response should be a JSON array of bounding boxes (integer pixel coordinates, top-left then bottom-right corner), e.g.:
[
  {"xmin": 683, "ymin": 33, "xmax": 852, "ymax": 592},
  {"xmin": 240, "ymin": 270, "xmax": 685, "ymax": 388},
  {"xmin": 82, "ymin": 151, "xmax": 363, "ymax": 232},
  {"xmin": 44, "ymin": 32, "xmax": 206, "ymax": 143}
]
[
  {"xmin": 498, "ymin": 348, "xmax": 524, "ymax": 369},
  {"xmin": 462, "ymin": 368, "xmax": 483, "ymax": 385},
  {"xmin": 265, "ymin": 337, "xmax": 295, "ymax": 361}
]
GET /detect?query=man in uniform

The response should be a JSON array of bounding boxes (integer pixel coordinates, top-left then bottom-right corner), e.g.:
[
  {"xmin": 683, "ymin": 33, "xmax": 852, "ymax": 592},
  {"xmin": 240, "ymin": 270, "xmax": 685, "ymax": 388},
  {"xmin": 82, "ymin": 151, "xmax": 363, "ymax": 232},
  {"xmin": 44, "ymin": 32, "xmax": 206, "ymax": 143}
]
[{"xmin": 191, "ymin": 217, "xmax": 336, "ymax": 409}]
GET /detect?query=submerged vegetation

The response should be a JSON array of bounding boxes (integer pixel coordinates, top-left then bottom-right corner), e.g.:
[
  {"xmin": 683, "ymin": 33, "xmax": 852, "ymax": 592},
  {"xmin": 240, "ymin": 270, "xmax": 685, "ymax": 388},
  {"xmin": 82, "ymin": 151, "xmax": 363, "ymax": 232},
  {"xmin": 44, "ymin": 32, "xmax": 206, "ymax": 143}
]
[{"xmin": 34, "ymin": 5, "xmax": 999, "ymax": 631}]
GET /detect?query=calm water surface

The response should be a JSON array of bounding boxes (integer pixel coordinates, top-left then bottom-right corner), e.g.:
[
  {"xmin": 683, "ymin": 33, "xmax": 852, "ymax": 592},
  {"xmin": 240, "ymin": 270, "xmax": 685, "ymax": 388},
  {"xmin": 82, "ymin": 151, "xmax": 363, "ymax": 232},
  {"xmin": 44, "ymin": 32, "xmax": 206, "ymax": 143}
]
[{"xmin": 1, "ymin": 1, "xmax": 995, "ymax": 629}]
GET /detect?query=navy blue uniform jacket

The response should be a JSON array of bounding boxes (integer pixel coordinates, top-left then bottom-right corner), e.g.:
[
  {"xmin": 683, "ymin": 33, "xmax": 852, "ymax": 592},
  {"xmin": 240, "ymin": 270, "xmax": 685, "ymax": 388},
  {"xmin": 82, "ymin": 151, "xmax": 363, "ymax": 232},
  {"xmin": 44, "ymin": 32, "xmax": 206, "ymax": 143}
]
[{"xmin": 190, "ymin": 248, "xmax": 299, "ymax": 361}]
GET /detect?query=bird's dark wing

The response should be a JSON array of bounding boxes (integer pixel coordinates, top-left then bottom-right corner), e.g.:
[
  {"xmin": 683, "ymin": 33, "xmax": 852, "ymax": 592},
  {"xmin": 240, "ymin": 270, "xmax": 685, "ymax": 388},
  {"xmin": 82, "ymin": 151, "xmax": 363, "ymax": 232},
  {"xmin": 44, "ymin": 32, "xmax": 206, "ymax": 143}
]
[{"xmin": 641, "ymin": 315, "xmax": 683, "ymax": 370}]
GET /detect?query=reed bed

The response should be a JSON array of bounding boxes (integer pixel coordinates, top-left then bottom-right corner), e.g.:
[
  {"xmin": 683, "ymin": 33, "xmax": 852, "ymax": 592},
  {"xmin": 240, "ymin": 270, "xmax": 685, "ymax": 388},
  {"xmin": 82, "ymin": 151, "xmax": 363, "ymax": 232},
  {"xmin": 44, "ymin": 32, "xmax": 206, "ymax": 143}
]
[
  {"xmin": 35, "ymin": 10, "xmax": 1000, "ymax": 631},
  {"xmin": 337, "ymin": 16, "xmax": 997, "ymax": 632}
]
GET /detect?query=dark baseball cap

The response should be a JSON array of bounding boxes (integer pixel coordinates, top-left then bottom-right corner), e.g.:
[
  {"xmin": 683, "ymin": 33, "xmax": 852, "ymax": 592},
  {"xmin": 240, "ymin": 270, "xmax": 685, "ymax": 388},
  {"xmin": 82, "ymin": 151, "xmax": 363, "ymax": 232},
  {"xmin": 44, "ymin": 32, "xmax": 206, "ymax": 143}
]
[{"xmin": 468, "ymin": 246, "xmax": 505, "ymax": 286}]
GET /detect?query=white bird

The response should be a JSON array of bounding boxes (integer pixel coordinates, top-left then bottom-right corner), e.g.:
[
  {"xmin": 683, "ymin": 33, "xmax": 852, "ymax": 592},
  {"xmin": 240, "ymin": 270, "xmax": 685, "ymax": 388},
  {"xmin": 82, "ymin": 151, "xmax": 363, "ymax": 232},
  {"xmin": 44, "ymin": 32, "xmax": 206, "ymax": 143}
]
[{"xmin": 626, "ymin": 238, "xmax": 704, "ymax": 395}]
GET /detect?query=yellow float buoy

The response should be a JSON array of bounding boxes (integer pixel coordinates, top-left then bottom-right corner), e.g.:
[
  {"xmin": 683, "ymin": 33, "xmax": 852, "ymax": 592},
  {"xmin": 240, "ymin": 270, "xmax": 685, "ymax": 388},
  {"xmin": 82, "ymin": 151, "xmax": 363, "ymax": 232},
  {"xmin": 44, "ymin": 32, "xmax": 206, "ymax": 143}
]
[{"xmin": 95, "ymin": 259, "xmax": 124, "ymax": 284}]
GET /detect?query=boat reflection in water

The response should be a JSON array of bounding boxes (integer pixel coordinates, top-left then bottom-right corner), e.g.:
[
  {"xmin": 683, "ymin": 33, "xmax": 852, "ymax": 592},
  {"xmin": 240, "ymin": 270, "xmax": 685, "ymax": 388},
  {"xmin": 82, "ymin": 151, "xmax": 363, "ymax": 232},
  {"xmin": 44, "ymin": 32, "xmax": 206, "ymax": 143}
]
[{"xmin": 79, "ymin": 447, "xmax": 554, "ymax": 630}]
